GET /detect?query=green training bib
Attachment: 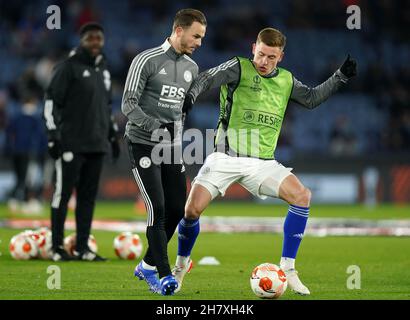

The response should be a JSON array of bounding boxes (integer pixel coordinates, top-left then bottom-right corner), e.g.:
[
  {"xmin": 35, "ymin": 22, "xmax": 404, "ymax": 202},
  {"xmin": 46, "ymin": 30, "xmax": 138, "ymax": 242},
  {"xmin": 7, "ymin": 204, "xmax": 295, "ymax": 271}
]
[{"xmin": 216, "ymin": 57, "xmax": 293, "ymax": 159}]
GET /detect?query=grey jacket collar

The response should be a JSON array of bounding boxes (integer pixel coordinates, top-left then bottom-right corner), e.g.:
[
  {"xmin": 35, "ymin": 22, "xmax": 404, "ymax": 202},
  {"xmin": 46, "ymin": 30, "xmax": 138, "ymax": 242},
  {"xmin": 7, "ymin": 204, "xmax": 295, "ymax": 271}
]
[{"xmin": 161, "ymin": 38, "xmax": 183, "ymax": 60}]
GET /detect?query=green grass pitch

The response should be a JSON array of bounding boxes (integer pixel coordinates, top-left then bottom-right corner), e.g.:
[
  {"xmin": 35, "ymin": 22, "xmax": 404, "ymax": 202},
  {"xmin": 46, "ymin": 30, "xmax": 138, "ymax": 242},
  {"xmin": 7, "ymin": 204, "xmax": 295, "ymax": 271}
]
[
  {"xmin": 1, "ymin": 202, "xmax": 410, "ymax": 221},
  {"xmin": 0, "ymin": 202, "xmax": 409, "ymax": 300},
  {"xmin": 1, "ymin": 229, "xmax": 410, "ymax": 300}
]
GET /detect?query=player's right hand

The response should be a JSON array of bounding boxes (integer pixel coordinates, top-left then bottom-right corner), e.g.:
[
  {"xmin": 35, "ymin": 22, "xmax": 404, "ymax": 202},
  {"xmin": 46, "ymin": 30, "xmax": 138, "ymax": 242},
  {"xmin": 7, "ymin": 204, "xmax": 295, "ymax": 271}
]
[
  {"xmin": 48, "ymin": 139, "xmax": 62, "ymax": 159},
  {"xmin": 340, "ymin": 54, "xmax": 357, "ymax": 78}
]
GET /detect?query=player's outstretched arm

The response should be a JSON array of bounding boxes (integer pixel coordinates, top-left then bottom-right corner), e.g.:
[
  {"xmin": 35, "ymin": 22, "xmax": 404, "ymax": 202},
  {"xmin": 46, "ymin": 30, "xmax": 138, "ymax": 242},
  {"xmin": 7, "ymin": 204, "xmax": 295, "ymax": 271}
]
[
  {"xmin": 183, "ymin": 57, "xmax": 240, "ymax": 114},
  {"xmin": 290, "ymin": 55, "xmax": 357, "ymax": 109}
]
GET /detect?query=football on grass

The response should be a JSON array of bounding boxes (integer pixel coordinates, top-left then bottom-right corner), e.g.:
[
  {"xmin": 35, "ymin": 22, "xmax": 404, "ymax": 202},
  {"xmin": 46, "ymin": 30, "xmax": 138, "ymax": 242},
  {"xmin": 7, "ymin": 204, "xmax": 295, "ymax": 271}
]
[
  {"xmin": 113, "ymin": 232, "xmax": 143, "ymax": 260},
  {"xmin": 9, "ymin": 233, "xmax": 38, "ymax": 260},
  {"xmin": 34, "ymin": 228, "xmax": 52, "ymax": 259},
  {"xmin": 63, "ymin": 233, "xmax": 98, "ymax": 256},
  {"xmin": 250, "ymin": 263, "xmax": 287, "ymax": 299}
]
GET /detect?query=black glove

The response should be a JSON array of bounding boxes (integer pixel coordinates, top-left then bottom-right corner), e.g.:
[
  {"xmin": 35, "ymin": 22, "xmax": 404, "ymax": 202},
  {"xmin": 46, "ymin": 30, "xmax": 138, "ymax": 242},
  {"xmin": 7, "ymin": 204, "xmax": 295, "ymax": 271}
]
[
  {"xmin": 48, "ymin": 139, "xmax": 62, "ymax": 160},
  {"xmin": 160, "ymin": 122, "xmax": 175, "ymax": 141},
  {"xmin": 339, "ymin": 54, "xmax": 357, "ymax": 78},
  {"xmin": 182, "ymin": 94, "xmax": 194, "ymax": 115},
  {"xmin": 110, "ymin": 138, "xmax": 121, "ymax": 162}
]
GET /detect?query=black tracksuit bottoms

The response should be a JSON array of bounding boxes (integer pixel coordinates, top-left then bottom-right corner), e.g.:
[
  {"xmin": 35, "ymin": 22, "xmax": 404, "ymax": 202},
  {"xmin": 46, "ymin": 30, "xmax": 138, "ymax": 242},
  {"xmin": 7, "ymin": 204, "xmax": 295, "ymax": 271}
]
[
  {"xmin": 127, "ymin": 139, "xmax": 186, "ymax": 278},
  {"xmin": 51, "ymin": 153, "xmax": 104, "ymax": 252}
]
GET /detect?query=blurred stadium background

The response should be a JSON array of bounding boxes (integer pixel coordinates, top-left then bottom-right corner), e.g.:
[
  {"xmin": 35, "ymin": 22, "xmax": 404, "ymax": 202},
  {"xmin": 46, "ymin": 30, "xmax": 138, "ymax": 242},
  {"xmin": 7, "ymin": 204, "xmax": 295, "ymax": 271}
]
[{"xmin": 0, "ymin": 0, "xmax": 409, "ymax": 217}]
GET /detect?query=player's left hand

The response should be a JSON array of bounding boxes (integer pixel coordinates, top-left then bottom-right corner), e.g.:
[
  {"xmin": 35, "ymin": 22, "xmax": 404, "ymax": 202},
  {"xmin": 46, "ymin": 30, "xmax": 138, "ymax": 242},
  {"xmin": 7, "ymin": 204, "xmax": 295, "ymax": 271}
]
[
  {"xmin": 160, "ymin": 122, "xmax": 175, "ymax": 141},
  {"xmin": 110, "ymin": 138, "xmax": 121, "ymax": 162},
  {"xmin": 340, "ymin": 54, "xmax": 357, "ymax": 78},
  {"xmin": 182, "ymin": 94, "xmax": 194, "ymax": 115}
]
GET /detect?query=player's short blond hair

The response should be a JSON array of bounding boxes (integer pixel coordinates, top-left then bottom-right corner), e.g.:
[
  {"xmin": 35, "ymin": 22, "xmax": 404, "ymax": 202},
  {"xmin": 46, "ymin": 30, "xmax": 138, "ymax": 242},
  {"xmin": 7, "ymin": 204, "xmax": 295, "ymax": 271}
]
[{"xmin": 256, "ymin": 28, "xmax": 286, "ymax": 49}]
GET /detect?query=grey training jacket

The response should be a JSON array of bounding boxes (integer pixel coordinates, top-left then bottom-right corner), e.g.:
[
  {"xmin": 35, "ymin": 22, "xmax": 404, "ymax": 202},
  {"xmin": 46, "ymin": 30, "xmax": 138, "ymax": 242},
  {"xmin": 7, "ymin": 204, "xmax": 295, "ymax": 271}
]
[{"xmin": 122, "ymin": 39, "xmax": 199, "ymax": 145}]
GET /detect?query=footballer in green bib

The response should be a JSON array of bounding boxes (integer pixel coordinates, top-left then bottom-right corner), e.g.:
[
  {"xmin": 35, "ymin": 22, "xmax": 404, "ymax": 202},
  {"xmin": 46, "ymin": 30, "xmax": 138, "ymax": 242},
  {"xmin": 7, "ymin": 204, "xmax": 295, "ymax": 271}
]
[{"xmin": 217, "ymin": 57, "xmax": 293, "ymax": 159}]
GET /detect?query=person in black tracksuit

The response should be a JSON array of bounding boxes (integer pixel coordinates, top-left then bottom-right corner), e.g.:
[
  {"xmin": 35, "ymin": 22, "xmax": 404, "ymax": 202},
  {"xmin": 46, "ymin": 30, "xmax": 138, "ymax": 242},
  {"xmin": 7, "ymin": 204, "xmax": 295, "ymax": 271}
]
[
  {"xmin": 121, "ymin": 9, "xmax": 207, "ymax": 294},
  {"xmin": 44, "ymin": 23, "xmax": 120, "ymax": 261}
]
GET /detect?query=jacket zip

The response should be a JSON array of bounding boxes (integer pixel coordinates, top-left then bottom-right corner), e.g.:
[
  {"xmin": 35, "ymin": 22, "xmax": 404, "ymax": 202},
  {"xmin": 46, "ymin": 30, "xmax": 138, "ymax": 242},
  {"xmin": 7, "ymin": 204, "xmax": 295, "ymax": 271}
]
[{"xmin": 174, "ymin": 60, "xmax": 177, "ymax": 83}]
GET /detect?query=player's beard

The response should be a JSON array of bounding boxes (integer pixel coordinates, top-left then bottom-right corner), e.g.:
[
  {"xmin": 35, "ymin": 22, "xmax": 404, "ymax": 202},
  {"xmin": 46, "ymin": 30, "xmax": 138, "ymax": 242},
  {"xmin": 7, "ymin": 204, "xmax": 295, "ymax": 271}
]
[{"xmin": 179, "ymin": 38, "xmax": 194, "ymax": 55}]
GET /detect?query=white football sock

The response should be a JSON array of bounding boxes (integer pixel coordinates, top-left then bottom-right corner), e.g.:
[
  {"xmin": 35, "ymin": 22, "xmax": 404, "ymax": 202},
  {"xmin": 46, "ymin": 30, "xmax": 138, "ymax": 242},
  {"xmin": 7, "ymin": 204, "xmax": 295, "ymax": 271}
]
[
  {"xmin": 280, "ymin": 257, "xmax": 295, "ymax": 271},
  {"xmin": 142, "ymin": 260, "xmax": 157, "ymax": 271},
  {"xmin": 176, "ymin": 255, "xmax": 190, "ymax": 267}
]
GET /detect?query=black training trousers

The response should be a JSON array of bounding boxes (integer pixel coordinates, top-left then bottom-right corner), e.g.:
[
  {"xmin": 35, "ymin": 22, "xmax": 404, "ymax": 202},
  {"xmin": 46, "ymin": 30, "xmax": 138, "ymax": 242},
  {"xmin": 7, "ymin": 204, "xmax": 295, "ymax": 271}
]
[
  {"xmin": 51, "ymin": 152, "xmax": 104, "ymax": 252},
  {"xmin": 127, "ymin": 139, "xmax": 186, "ymax": 278}
]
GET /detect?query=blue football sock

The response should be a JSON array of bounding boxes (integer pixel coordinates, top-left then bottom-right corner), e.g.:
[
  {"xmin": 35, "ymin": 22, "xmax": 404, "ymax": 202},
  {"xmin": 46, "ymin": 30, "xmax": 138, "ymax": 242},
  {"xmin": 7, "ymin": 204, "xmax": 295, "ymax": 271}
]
[
  {"xmin": 177, "ymin": 217, "xmax": 200, "ymax": 257},
  {"xmin": 282, "ymin": 205, "xmax": 309, "ymax": 259}
]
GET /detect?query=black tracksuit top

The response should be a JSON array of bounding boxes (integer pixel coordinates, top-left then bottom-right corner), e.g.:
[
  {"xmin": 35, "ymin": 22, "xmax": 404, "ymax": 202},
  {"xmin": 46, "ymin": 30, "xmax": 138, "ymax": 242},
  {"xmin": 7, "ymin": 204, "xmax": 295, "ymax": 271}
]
[{"xmin": 44, "ymin": 47, "xmax": 115, "ymax": 153}]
